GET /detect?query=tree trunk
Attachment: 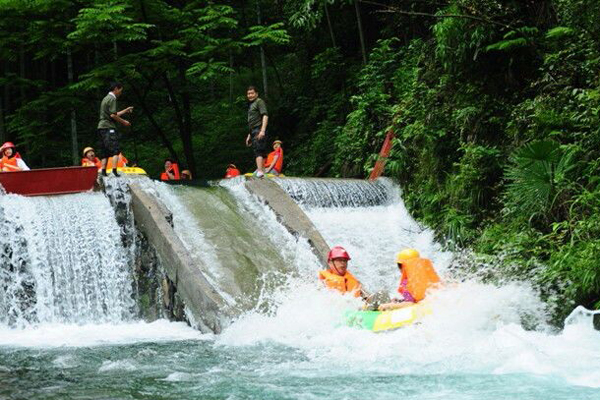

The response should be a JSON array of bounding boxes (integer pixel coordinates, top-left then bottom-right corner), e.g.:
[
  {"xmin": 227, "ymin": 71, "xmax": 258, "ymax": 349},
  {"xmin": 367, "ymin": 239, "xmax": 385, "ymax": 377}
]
[
  {"xmin": 178, "ymin": 65, "xmax": 196, "ymax": 177},
  {"xmin": 256, "ymin": 0, "xmax": 268, "ymax": 97},
  {"xmin": 0, "ymin": 61, "xmax": 5, "ymax": 143},
  {"xmin": 0, "ymin": 94, "xmax": 5, "ymax": 143},
  {"xmin": 324, "ymin": 4, "xmax": 337, "ymax": 48},
  {"xmin": 128, "ymin": 81, "xmax": 179, "ymax": 163},
  {"xmin": 229, "ymin": 51, "xmax": 234, "ymax": 107},
  {"xmin": 354, "ymin": 0, "xmax": 367, "ymax": 64},
  {"xmin": 19, "ymin": 48, "xmax": 26, "ymax": 106},
  {"xmin": 3, "ymin": 61, "xmax": 9, "ymax": 142},
  {"xmin": 67, "ymin": 48, "xmax": 78, "ymax": 165}
]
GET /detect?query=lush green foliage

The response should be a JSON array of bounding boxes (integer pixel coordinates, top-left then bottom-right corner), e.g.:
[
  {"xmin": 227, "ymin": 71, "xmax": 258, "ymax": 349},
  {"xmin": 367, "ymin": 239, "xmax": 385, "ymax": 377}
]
[{"xmin": 2, "ymin": 0, "xmax": 600, "ymax": 320}]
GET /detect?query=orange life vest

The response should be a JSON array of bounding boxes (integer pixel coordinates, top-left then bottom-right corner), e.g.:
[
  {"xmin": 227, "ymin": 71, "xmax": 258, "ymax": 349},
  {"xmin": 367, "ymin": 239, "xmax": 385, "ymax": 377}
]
[
  {"xmin": 318, "ymin": 269, "xmax": 362, "ymax": 297},
  {"xmin": 81, "ymin": 157, "xmax": 102, "ymax": 169},
  {"xmin": 0, "ymin": 156, "xmax": 21, "ymax": 172},
  {"xmin": 397, "ymin": 258, "xmax": 440, "ymax": 302},
  {"xmin": 224, "ymin": 167, "xmax": 241, "ymax": 178},
  {"xmin": 265, "ymin": 147, "xmax": 283, "ymax": 173},
  {"xmin": 106, "ymin": 153, "xmax": 128, "ymax": 169},
  {"xmin": 160, "ymin": 163, "xmax": 180, "ymax": 181}
]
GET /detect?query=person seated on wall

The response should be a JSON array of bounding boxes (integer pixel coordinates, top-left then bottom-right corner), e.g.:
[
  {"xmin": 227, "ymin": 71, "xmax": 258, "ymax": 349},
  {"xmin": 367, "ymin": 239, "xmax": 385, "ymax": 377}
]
[
  {"xmin": 264, "ymin": 140, "xmax": 283, "ymax": 175},
  {"xmin": 378, "ymin": 248, "xmax": 441, "ymax": 311},
  {"xmin": 81, "ymin": 147, "xmax": 102, "ymax": 169},
  {"xmin": 181, "ymin": 170, "xmax": 192, "ymax": 180},
  {"xmin": 160, "ymin": 158, "xmax": 180, "ymax": 181},
  {"xmin": 224, "ymin": 164, "xmax": 241, "ymax": 178},
  {"xmin": 318, "ymin": 246, "xmax": 366, "ymax": 298},
  {"xmin": 106, "ymin": 152, "xmax": 128, "ymax": 170},
  {"xmin": 0, "ymin": 142, "xmax": 29, "ymax": 172}
]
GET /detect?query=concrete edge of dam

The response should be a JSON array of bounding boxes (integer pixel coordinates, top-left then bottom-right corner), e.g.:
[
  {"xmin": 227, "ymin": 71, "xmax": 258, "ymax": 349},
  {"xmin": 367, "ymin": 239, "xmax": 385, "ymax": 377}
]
[
  {"xmin": 244, "ymin": 178, "xmax": 330, "ymax": 266},
  {"xmin": 129, "ymin": 182, "xmax": 230, "ymax": 333}
]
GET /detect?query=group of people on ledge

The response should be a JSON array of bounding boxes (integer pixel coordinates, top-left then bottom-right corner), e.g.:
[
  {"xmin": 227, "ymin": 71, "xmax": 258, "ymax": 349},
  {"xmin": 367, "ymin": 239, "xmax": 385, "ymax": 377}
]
[
  {"xmin": 159, "ymin": 159, "xmax": 192, "ymax": 181},
  {"xmin": 224, "ymin": 139, "xmax": 284, "ymax": 179},
  {"xmin": 318, "ymin": 246, "xmax": 441, "ymax": 310}
]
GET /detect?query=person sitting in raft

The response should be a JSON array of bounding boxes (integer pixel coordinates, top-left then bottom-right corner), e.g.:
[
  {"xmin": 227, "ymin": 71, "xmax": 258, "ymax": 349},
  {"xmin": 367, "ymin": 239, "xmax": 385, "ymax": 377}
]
[
  {"xmin": 160, "ymin": 158, "xmax": 180, "ymax": 181},
  {"xmin": 106, "ymin": 152, "xmax": 128, "ymax": 170},
  {"xmin": 224, "ymin": 164, "xmax": 241, "ymax": 178},
  {"xmin": 318, "ymin": 246, "xmax": 365, "ymax": 298},
  {"xmin": 0, "ymin": 142, "xmax": 29, "ymax": 172},
  {"xmin": 81, "ymin": 147, "xmax": 102, "ymax": 169},
  {"xmin": 378, "ymin": 248, "xmax": 441, "ymax": 311},
  {"xmin": 264, "ymin": 140, "xmax": 283, "ymax": 175}
]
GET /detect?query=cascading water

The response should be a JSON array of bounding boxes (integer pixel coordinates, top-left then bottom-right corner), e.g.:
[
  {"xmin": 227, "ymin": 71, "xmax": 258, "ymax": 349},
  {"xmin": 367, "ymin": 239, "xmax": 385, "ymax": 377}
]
[
  {"xmin": 138, "ymin": 178, "xmax": 322, "ymax": 311},
  {"xmin": 277, "ymin": 177, "xmax": 453, "ymax": 292},
  {"xmin": 0, "ymin": 192, "xmax": 135, "ymax": 326}
]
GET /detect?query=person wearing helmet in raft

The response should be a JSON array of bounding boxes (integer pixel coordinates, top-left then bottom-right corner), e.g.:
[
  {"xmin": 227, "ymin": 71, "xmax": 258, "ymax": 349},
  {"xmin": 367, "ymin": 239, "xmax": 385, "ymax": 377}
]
[
  {"xmin": 318, "ymin": 246, "xmax": 365, "ymax": 298},
  {"xmin": 81, "ymin": 147, "xmax": 102, "ymax": 169},
  {"xmin": 264, "ymin": 140, "xmax": 283, "ymax": 175},
  {"xmin": 0, "ymin": 142, "xmax": 30, "ymax": 172},
  {"xmin": 378, "ymin": 248, "xmax": 441, "ymax": 311}
]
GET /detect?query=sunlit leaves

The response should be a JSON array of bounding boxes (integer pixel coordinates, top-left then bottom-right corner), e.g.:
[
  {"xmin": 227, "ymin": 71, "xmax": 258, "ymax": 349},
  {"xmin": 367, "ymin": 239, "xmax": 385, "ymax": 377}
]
[
  {"xmin": 243, "ymin": 23, "xmax": 291, "ymax": 46},
  {"xmin": 68, "ymin": 0, "xmax": 153, "ymax": 43}
]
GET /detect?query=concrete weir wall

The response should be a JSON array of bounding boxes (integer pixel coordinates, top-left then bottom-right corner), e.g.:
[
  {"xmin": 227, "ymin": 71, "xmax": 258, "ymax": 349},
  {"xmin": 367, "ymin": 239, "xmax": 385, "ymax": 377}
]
[
  {"xmin": 128, "ymin": 183, "xmax": 230, "ymax": 333},
  {"xmin": 244, "ymin": 178, "xmax": 330, "ymax": 266}
]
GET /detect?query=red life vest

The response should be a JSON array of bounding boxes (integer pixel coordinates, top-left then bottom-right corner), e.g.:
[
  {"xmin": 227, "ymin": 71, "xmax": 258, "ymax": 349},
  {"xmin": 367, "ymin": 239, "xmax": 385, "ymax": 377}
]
[
  {"xmin": 81, "ymin": 157, "xmax": 102, "ymax": 169},
  {"xmin": 160, "ymin": 163, "xmax": 180, "ymax": 181},
  {"xmin": 224, "ymin": 167, "xmax": 241, "ymax": 178},
  {"xmin": 318, "ymin": 269, "xmax": 362, "ymax": 297},
  {"xmin": 265, "ymin": 147, "xmax": 283, "ymax": 173},
  {"xmin": 1, "ymin": 156, "xmax": 21, "ymax": 172},
  {"xmin": 106, "ymin": 153, "xmax": 128, "ymax": 169},
  {"xmin": 397, "ymin": 258, "xmax": 440, "ymax": 302}
]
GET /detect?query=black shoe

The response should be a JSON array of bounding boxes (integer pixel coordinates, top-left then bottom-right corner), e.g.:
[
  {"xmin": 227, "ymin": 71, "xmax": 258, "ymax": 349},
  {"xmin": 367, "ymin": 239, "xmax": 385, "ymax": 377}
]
[
  {"xmin": 102, "ymin": 169, "xmax": 108, "ymax": 177},
  {"xmin": 112, "ymin": 169, "xmax": 120, "ymax": 177}
]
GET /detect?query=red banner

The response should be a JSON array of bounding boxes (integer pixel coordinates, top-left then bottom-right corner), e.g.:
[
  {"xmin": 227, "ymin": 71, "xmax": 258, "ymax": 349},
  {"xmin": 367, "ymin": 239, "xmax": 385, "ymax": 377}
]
[{"xmin": 368, "ymin": 129, "xmax": 395, "ymax": 181}]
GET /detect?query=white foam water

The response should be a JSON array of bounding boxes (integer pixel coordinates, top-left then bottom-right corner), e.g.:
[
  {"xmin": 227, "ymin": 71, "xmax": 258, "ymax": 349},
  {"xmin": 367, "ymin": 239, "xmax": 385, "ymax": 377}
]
[
  {"xmin": 0, "ymin": 192, "xmax": 134, "ymax": 327},
  {"xmin": 0, "ymin": 320, "xmax": 203, "ymax": 348},
  {"xmin": 219, "ymin": 278, "xmax": 600, "ymax": 388}
]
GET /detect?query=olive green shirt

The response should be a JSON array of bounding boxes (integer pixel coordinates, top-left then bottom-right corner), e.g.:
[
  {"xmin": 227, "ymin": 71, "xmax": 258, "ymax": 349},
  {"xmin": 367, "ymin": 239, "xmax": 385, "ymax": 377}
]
[
  {"xmin": 247, "ymin": 98, "xmax": 268, "ymax": 130},
  {"xmin": 97, "ymin": 92, "xmax": 117, "ymax": 129}
]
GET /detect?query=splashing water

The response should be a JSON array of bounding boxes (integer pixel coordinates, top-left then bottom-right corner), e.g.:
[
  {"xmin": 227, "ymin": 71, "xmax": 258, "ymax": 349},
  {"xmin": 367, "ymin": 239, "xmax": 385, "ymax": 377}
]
[{"xmin": 0, "ymin": 192, "xmax": 134, "ymax": 327}]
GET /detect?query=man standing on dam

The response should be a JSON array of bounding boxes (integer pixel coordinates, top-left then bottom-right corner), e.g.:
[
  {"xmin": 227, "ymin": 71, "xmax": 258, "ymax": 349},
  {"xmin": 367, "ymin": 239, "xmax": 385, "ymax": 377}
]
[
  {"xmin": 245, "ymin": 86, "xmax": 269, "ymax": 178},
  {"xmin": 97, "ymin": 82, "xmax": 133, "ymax": 177}
]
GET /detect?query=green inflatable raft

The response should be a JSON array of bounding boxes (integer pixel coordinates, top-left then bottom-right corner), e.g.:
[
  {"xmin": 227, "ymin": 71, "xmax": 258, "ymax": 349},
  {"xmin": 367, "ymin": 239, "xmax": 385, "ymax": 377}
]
[{"xmin": 344, "ymin": 302, "xmax": 431, "ymax": 332}]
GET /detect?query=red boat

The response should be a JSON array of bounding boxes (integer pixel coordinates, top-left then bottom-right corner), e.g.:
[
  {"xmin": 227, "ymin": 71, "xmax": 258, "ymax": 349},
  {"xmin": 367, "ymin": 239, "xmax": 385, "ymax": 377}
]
[{"xmin": 0, "ymin": 166, "xmax": 98, "ymax": 196}]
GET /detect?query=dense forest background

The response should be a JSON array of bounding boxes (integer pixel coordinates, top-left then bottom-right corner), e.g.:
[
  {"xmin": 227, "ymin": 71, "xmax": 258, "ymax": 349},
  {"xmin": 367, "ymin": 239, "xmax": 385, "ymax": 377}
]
[{"xmin": 1, "ymin": 0, "xmax": 599, "ymax": 320}]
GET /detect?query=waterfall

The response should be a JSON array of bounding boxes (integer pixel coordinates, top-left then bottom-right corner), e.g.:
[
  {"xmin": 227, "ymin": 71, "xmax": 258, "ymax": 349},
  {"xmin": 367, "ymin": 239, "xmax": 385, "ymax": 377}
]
[
  {"xmin": 274, "ymin": 177, "xmax": 453, "ymax": 293},
  {"xmin": 0, "ymin": 192, "xmax": 135, "ymax": 327}
]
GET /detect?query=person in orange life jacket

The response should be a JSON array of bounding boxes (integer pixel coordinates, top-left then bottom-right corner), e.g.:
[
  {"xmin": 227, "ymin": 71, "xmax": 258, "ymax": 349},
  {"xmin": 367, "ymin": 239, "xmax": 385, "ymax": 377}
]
[
  {"xmin": 318, "ymin": 246, "xmax": 365, "ymax": 298},
  {"xmin": 160, "ymin": 158, "xmax": 180, "ymax": 181},
  {"xmin": 224, "ymin": 164, "xmax": 241, "ymax": 178},
  {"xmin": 264, "ymin": 140, "xmax": 283, "ymax": 175},
  {"xmin": 106, "ymin": 153, "xmax": 128, "ymax": 170},
  {"xmin": 378, "ymin": 248, "xmax": 441, "ymax": 311},
  {"xmin": 0, "ymin": 142, "xmax": 29, "ymax": 172},
  {"xmin": 81, "ymin": 147, "xmax": 102, "ymax": 169}
]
